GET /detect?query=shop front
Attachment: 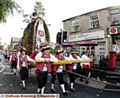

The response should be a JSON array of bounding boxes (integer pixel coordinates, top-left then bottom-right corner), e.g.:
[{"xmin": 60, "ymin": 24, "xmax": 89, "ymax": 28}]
[
  {"xmin": 107, "ymin": 27, "xmax": 120, "ymax": 60},
  {"xmin": 69, "ymin": 30, "xmax": 108, "ymax": 64}
]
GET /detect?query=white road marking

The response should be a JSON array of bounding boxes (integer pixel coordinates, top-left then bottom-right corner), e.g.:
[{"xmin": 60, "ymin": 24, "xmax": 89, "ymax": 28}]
[
  {"xmin": 103, "ymin": 88, "xmax": 120, "ymax": 92},
  {"xmin": 3, "ymin": 72, "xmax": 15, "ymax": 74},
  {"xmin": 0, "ymin": 62, "xmax": 5, "ymax": 72}
]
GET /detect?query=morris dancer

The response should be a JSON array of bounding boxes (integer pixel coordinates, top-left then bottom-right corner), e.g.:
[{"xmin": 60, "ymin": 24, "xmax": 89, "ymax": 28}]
[
  {"xmin": 7, "ymin": 49, "xmax": 12, "ymax": 62},
  {"xmin": 67, "ymin": 48, "xmax": 81, "ymax": 92},
  {"xmin": 88, "ymin": 54, "xmax": 94, "ymax": 78},
  {"xmin": 35, "ymin": 42, "xmax": 58, "ymax": 94},
  {"xmin": 17, "ymin": 47, "xmax": 35, "ymax": 89},
  {"xmin": 9, "ymin": 49, "xmax": 17, "ymax": 75},
  {"xmin": 80, "ymin": 50, "xmax": 90, "ymax": 84},
  {"xmin": 51, "ymin": 45, "xmax": 69, "ymax": 95}
]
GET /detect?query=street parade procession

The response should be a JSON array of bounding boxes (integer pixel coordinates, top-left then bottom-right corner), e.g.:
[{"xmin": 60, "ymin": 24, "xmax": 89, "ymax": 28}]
[
  {"xmin": 1, "ymin": 11, "xmax": 120, "ymax": 97},
  {"xmin": 1, "ymin": 1, "xmax": 120, "ymax": 97},
  {"xmin": 4, "ymin": 38, "xmax": 120, "ymax": 97},
  {"xmin": 0, "ymin": 12, "xmax": 120, "ymax": 98},
  {"xmin": 2, "ymin": 14, "xmax": 96, "ymax": 95},
  {"xmin": 7, "ymin": 42, "xmax": 92, "ymax": 95}
]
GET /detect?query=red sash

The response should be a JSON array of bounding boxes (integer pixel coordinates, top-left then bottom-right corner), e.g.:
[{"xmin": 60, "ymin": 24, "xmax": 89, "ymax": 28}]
[
  {"xmin": 10, "ymin": 53, "xmax": 17, "ymax": 64},
  {"xmin": 36, "ymin": 53, "xmax": 51, "ymax": 72},
  {"xmin": 19, "ymin": 55, "xmax": 28, "ymax": 70}
]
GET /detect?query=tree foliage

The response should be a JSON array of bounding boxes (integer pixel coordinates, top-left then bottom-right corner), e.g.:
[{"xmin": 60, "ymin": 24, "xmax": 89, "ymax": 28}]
[
  {"xmin": 33, "ymin": 1, "xmax": 45, "ymax": 17},
  {"xmin": 0, "ymin": 0, "xmax": 21, "ymax": 23},
  {"xmin": 23, "ymin": 1, "xmax": 45, "ymax": 23}
]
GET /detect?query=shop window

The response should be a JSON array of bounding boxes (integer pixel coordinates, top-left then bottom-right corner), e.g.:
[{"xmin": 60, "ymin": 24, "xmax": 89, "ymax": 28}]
[
  {"xmin": 110, "ymin": 9, "xmax": 120, "ymax": 25},
  {"xmin": 72, "ymin": 19, "xmax": 80, "ymax": 32},
  {"xmin": 91, "ymin": 46, "xmax": 95, "ymax": 49},
  {"xmin": 89, "ymin": 13, "xmax": 100, "ymax": 28},
  {"xmin": 111, "ymin": 34, "xmax": 120, "ymax": 44},
  {"xmin": 87, "ymin": 46, "xmax": 89, "ymax": 50},
  {"xmin": 99, "ymin": 48, "xmax": 105, "ymax": 50},
  {"xmin": 98, "ymin": 42, "xmax": 106, "ymax": 57},
  {"xmin": 99, "ymin": 52, "xmax": 105, "ymax": 55},
  {"xmin": 99, "ymin": 43, "xmax": 105, "ymax": 46}
]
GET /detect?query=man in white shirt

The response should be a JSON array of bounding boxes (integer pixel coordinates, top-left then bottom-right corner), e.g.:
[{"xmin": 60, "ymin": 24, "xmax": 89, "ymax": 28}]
[
  {"xmin": 51, "ymin": 45, "xmax": 69, "ymax": 95},
  {"xmin": 17, "ymin": 47, "xmax": 35, "ymax": 89},
  {"xmin": 35, "ymin": 42, "xmax": 58, "ymax": 94},
  {"xmin": 80, "ymin": 50, "xmax": 90, "ymax": 84},
  {"xmin": 67, "ymin": 49, "xmax": 81, "ymax": 92}
]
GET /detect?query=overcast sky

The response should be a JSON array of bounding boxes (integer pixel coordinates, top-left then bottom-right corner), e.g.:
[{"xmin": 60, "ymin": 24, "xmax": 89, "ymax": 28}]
[{"xmin": 0, "ymin": 0, "xmax": 120, "ymax": 45}]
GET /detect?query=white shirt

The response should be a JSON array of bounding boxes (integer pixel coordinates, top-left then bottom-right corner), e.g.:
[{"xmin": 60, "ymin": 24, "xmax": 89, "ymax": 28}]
[
  {"xmin": 35, "ymin": 52, "xmax": 58, "ymax": 62},
  {"xmin": 35, "ymin": 52, "xmax": 58, "ymax": 71},
  {"xmin": 81, "ymin": 54, "xmax": 90, "ymax": 67},
  {"xmin": 56, "ymin": 56, "xmax": 70, "ymax": 73},
  {"xmin": 81, "ymin": 54, "xmax": 90, "ymax": 60},
  {"xmin": 69, "ymin": 55, "xmax": 81, "ymax": 70},
  {"xmin": 17, "ymin": 55, "xmax": 35, "ymax": 70}
]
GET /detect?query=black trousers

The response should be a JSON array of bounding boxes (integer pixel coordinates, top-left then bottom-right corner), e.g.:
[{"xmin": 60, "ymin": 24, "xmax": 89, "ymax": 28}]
[
  {"xmin": 7, "ymin": 57, "xmax": 10, "ymax": 61},
  {"xmin": 69, "ymin": 70, "xmax": 76, "ymax": 83},
  {"xmin": 79, "ymin": 67, "xmax": 89, "ymax": 80},
  {"xmin": 99, "ymin": 71, "xmax": 107, "ymax": 81},
  {"xmin": 20, "ymin": 67, "xmax": 29, "ymax": 80},
  {"xmin": 5, "ymin": 55, "xmax": 7, "ymax": 59},
  {"xmin": 11, "ymin": 62, "xmax": 17, "ymax": 69},
  {"xmin": 36, "ymin": 72, "xmax": 48, "ymax": 89},
  {"xmin": 51, "ymin": 72, "xmax": 64, "ymax": 84}
]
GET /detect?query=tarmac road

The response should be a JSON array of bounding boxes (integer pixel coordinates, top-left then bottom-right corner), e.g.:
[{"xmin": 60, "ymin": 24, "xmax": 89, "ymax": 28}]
[{"xmin": 0, "ymin": 54, "xmax": 120, "ymax": 98}]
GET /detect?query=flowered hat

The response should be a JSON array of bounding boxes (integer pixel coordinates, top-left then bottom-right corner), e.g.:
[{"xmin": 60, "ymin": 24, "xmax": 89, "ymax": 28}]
[
  {"xmin": 54, "ymin": 45, "xmax": 63, "ymax": 54},
  {"xmin": 41, "ymin": 42, "xmax": 51, "ymax": 51},
  {"xmin": 20, "ymin": 46, "xmax": 26, "ymax": 52},
  {"xmin": 70, "ymin": 47, "xmax": 78, "ymax": 54}
]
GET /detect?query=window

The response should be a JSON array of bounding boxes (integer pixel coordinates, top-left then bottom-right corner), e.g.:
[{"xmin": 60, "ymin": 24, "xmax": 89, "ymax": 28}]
[
  {"xmin": 98, "ymin": 43, "xmax": 106, "ymax": 56},
  {"xmin": 99, "ymin": 52, "xmax": 105, "ymax": 55},
  {"xmin": 110, "ymin": 9, "xmax": 120, "ymax": 25},
  {"xmin": 89, "ymin": 14, "xmax": 100, "ymax": 28},
  {"xmin": 99, "ymin": 43, "xmax": 105, "ymax": 46},
  {"xmin": 72, "ymin": 19, "xmax": 80, "ymax": 32},
  {"xmin": 99, "ymin": 48, "xmax": 105, "ymax": 50}
]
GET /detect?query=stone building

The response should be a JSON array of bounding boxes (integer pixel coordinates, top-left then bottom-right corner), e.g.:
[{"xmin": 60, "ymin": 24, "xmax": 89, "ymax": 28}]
[
  {"xmin": 10, "ymin": 37, "xmax": 21, "ymax": 50},
  {"xmin": 63, "ymin": 6, "xmax": 120, "ymax": 63}
]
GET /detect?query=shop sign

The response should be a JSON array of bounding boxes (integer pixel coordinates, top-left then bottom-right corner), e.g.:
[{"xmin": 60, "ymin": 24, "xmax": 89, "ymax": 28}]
[
  {"xmin": 69, "ymin": 30, "xmax": 104, "ymax": 42},
  {"xmin": 109, "ymin": 28, "xmax": 117, "ymax": 34}
]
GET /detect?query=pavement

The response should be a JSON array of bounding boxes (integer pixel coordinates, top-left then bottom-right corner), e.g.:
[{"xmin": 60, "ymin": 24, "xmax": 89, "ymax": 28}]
[{"xmin": 0, "ymin": 54, "xmax": 120, "ymax": 98}]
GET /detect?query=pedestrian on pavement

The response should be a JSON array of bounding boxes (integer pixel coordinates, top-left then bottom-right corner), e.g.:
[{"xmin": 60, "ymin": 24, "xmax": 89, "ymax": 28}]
[
  {"xmin": 9, "ymin": 49, "xmax": 18, "ymax": 75},
  {"xmin": 80, "ymin": 50, "xmax": 90, "ymax": 84},
  {"xmin": 51, "ymin": 45, "xmax": 69, "ymax": 95},
  {"xmin": 35, "ymin": 42, "xmax": 58, "ymax": 94},
  {"xmin": 99, "ymin": 55, "xmax": 109, "ymax": 82},
  {"xmin": 17, "ymin": 47, "xmax": 35, "ymax": 89},
  {"xmin": 67, "ymin": 48, "xmax": 81, "ymax": 92}
]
